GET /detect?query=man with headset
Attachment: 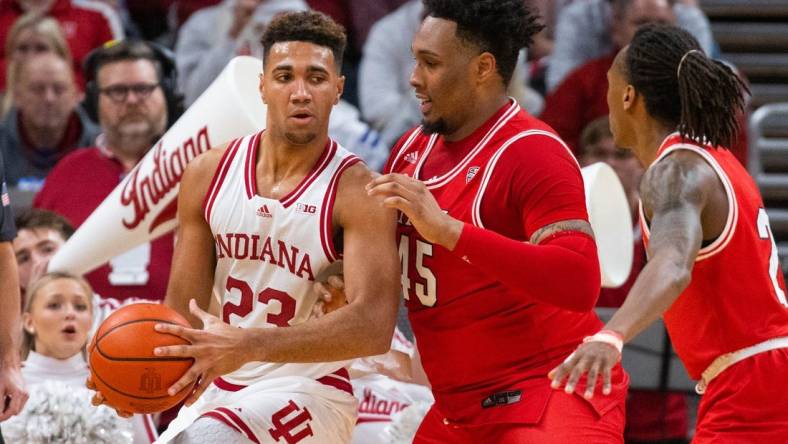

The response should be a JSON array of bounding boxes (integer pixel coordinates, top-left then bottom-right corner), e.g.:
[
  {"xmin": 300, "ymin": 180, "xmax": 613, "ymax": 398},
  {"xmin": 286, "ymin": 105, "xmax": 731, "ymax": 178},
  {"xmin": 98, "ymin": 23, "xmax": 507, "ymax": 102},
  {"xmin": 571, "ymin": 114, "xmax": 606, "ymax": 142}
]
[{"xmin": 33, "ymin": 40, "xmax": 179, "ymax": 302}]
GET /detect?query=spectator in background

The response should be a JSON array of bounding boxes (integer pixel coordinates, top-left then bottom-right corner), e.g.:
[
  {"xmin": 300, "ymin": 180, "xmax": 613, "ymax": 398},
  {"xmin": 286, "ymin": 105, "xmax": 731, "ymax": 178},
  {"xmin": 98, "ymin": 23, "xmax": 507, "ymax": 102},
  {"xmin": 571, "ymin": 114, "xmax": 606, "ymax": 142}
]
[
  {"xmin": 0, "ymin": 53, "xmax": 99, "ymax": 190},
  {"xmin": 579, "ymin": 117, "xmax": 689, "ymax": 444},
  {"xmin": 175, "ymin": 0, "xmax": 307, "ymax": 107},
  {"xmin": 0, "ymin": 0, "xmax": 124, "ymax": 92},
  {"xmin": 541, "ymin": 0, "xmax": 676, "ymax": 152},
  {"xmin": 0, "ymin": 272, "xmax": 157, "ymax": 443},
  {"xmin": 546, "ymin": 0, "xmax": 713, "ymax": 93},
  {"xmin": 359, "ymin": 0, "xmax": 542, "ymax": 149},
  {"xmin": 34, "ymin": 41, "xmax": 173, "ymax": 302},
  {"xmin": 12, "ymin": 208, "xmax": 73, "ymax": 297},
  {"xmin": 1, "ymin": 13, "xmax": 72, "ymax": 112}
]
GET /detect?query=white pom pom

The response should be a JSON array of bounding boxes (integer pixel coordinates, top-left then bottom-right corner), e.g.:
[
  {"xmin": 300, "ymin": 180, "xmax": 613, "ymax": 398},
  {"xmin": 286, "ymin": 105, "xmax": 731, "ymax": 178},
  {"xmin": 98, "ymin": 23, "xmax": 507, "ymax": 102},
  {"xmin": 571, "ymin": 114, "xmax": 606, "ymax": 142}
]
[
  {"xmin": 381, "ymin": 400, "xmax": 432, "ymax": 444},
  {"xmin": 2, "ymin": 380, "xmax": 133, "ymax": 444}
]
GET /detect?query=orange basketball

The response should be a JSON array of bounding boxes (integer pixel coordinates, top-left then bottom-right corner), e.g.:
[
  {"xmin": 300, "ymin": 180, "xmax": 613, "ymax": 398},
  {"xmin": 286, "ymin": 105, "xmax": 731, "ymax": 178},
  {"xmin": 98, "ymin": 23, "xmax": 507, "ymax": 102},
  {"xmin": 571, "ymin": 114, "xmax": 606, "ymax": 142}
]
[{"xmin": 89, "ymin": 303, "xmax": 195, "ymax": 414}]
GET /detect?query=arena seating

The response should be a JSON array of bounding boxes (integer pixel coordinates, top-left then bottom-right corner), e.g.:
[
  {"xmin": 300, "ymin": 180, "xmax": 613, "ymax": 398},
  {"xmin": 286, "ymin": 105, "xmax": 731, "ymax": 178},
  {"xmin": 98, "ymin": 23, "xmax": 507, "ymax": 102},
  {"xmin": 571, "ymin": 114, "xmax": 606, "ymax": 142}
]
[{"xmin": 702, "ymin": 1, "xmax": 788, "ymax": 277}]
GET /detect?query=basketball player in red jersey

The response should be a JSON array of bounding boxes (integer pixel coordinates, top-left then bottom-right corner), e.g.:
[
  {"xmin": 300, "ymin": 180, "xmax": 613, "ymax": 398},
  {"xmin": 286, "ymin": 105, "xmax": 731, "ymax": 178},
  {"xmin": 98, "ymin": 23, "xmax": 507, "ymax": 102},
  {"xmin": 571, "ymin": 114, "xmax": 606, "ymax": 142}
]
[
  {"xmin": 90, "ymin": 11, "xmax": 401, "ymax": 444},
  {"xmin": 364, "ymin": 0, "xmax": 628, "ymax": 441},
  {"xmin": 550, "ymin": 24, "xmax": 788, "ymax": 442}
]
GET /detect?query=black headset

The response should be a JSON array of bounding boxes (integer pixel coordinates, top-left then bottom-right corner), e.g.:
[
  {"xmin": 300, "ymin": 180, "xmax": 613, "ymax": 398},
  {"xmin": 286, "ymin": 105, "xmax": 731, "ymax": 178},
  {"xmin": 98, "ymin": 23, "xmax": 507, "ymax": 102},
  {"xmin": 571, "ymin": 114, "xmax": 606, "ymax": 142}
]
[{"xmin": 82, "ymin": 40, "xmax": 184, "ymax": 127}]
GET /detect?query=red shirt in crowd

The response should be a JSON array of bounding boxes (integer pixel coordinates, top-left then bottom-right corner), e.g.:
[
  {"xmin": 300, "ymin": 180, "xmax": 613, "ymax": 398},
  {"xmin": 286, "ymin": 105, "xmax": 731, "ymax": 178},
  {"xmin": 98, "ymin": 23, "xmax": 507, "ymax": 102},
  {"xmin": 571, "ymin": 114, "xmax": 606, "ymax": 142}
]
[
  {"xmin": 540, "ymin": 52, "xmax": 749, "ymax": 164},
  {"xmin": 0, "ymin": 0, "xmax": 121, "ymax": 90},
  {"xmin": 33, "ymin": 146, "xmax": 173, "ymax": 302}
]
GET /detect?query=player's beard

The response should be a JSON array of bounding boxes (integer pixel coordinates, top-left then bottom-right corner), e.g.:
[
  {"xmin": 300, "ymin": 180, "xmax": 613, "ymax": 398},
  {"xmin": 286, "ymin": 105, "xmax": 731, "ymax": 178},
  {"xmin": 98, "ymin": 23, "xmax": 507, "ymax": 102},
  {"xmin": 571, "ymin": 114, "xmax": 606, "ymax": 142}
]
[
  {"xmin": 421, "ymin": 117, "xmax": 448, "ymax": 135},
  {"xmin": 285, "ymin": 131, "xmax": 317, "ymax": 145}
]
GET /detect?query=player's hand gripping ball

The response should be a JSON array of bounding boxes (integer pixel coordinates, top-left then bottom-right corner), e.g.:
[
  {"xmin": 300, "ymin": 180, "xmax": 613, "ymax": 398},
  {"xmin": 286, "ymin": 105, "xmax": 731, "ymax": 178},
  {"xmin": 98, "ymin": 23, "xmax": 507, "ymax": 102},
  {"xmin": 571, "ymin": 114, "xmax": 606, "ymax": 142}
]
[{"xmin": 88, "ymin": 303, "xmax": 195, "ymax": 414}]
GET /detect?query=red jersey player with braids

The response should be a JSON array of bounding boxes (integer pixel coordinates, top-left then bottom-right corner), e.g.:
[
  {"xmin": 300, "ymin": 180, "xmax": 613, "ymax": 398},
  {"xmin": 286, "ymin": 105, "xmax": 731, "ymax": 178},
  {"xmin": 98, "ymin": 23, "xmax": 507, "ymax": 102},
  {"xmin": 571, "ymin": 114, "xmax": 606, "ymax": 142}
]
[
  {"xmin": 550, "ymin": 24, "xmax": 788, "ymax": 442},
  {"xmin": 366, "ymin": 0, "xmax": 628, "ymax": 442}
]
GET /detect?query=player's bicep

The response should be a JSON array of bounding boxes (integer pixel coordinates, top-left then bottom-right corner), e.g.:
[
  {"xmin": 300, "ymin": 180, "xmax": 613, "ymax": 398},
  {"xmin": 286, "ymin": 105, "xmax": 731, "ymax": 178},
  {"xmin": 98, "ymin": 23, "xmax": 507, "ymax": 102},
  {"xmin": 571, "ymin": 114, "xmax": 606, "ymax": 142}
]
[
  {"xmin": 640, "ymin": 154, "xmax": 710, "ymax": 268},
  {"xmin": 335, "ymin": 164, "xmax": 399, "ymax": 312},
  {"xmin": 165, "ymin": 149, "xmax": 224, "ymax": 321},
  {"xmin": 498, "ymin": 136, "xmax": 588, "ymax": 241}
]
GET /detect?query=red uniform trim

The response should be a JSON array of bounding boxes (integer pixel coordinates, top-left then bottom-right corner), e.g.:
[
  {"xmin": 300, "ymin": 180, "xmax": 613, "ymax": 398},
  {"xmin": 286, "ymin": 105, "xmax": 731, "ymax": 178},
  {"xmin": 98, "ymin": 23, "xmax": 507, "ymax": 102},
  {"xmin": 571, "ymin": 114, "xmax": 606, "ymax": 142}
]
[
  {"xmin": 280, "ymin": 140, "xmax": 337, "ymax": 208},
  {"xmin": 415, "ymin": 101, "xmax": 519, "ymax": 189},
  {"xmin": 319, "ymin": 156, "xmax": 362, "ymax": 262},
  {"xmin": 215, "ymin": 407, "xmax": 261, "ymax": 443},
  {"xmin": 203, "ymin": 137, "xmax": 243, "ymax": 224},
  {"xmin": 214, "ymin": 368, "xmax": 352, "ymax": 395},
  {"xmin": 244, "ymin": 131, "xmax": 263, "ymax": 199}
]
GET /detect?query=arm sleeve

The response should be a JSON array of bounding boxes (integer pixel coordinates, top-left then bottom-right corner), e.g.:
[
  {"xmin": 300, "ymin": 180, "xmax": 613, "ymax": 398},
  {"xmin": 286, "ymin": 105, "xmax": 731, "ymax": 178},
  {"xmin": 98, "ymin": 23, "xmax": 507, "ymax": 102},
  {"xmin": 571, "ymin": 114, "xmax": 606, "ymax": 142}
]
[
  {"xmin": 453, "ymin": 226, "xmax": 600, "ymax": 312},
  {"xmin": 451, "ymin": 135, "xmax": 599, "ymax": 311}
]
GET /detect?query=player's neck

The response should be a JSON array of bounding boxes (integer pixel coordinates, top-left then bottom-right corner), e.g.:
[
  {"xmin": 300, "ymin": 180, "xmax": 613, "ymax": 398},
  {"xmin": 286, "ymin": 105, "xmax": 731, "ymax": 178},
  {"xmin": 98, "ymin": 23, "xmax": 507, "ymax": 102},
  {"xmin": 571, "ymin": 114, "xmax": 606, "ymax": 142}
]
[
  {"xmin": 442, "ymin": 94, "xmax": 509, "ymax": 142},
  {"xmin": 632, "ymin": 119, "xmax": 673, "ymax": 166},
  {"xmin": 255, "ymin": 131, "xmax": 329, "ymax": 197}
]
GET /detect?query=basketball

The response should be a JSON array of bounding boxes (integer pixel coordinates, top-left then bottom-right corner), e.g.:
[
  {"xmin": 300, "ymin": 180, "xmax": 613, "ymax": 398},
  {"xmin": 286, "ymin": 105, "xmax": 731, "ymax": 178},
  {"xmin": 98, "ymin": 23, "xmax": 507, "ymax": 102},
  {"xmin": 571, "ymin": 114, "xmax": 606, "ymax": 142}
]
[{"xmin": 88, "ymin": 303, "xmax": 195, "ymax": 414}]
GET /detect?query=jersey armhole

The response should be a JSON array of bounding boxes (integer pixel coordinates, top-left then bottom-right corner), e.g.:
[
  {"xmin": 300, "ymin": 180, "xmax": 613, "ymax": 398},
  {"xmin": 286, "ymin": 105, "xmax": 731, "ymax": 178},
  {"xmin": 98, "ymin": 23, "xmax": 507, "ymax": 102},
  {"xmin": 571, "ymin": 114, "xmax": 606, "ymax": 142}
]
[
  {"xmin": 319, "ymin": 156, "xmax": 363, "ymax": 262},
  {"xmin": 202, "ymin": 138, "xmax": 243, "ymax": 225},
  {"xmin": 648, "ymin": 145, "xmax": 738, "ymax": 262}
]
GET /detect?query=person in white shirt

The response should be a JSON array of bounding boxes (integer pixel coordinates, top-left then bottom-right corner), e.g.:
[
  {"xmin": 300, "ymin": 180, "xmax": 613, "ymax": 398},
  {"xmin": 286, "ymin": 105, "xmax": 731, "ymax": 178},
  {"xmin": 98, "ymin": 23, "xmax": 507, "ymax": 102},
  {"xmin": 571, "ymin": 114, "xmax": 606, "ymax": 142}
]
[{"xmin": 3, "ymin": 271, "xmax": 158, "ymax": 443}]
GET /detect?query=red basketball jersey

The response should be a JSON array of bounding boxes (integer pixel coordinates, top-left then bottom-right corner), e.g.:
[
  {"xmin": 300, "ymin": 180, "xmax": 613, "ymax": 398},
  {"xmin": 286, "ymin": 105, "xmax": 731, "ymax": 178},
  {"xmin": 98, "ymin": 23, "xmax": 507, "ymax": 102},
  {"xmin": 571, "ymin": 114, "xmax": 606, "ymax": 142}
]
[
  {"xmin": 386, "ymin": 101, "xmax": 606, "ymax": 421},
  {"xmin": 640, "ymin": 133, "xmax": 788, "ymax": 379}
]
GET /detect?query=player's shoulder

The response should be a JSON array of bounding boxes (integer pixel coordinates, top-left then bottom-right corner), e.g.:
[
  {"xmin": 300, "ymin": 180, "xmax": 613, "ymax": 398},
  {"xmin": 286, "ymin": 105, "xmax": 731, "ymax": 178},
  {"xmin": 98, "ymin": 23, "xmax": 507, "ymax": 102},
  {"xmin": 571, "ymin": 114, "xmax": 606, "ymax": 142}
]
[{"xmin": 494, "ymin": 114, "xmax": 576, "ymax": 163}]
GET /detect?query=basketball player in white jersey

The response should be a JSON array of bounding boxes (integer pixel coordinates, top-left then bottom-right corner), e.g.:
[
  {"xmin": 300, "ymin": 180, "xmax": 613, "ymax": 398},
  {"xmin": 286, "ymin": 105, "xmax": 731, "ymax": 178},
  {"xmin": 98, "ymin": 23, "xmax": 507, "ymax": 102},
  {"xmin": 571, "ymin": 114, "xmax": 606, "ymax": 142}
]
[{"xmin": 89, "ymin": 11, "xmax": 400, "ymax": 444}]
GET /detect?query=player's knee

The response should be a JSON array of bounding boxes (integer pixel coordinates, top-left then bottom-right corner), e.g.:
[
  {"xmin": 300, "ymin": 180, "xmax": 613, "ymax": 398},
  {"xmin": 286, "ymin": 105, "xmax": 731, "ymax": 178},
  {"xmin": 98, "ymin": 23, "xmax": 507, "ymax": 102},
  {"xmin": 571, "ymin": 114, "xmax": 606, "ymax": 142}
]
[{"xmin": 172, "ymin": 417, "xmax": 253, "ymax": 444}]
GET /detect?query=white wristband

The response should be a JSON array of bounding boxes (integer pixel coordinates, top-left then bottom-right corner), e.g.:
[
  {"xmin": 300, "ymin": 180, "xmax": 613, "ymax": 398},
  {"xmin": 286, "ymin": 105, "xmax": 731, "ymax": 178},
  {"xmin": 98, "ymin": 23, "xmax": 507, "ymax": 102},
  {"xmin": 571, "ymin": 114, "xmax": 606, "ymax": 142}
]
[{"xmin": 583, "ymin": 331, "xmax": 624, "ymax": 355}]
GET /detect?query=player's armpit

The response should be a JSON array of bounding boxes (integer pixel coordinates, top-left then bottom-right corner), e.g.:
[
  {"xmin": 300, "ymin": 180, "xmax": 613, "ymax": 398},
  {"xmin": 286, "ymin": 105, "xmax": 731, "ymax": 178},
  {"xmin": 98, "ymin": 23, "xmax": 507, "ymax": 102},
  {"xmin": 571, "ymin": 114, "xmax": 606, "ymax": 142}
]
[{"xmin": 164, "ymin": 147, "xmax": 227, "ymax": 328}]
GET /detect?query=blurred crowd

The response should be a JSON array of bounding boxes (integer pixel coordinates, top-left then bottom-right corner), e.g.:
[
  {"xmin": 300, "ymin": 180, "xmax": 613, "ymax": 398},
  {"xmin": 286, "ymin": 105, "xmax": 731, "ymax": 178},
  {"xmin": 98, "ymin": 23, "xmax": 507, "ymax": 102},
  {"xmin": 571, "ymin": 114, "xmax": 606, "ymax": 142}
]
[{"xmin": 0, "ymin": 1, "xmax": 750, "ymax": 443}]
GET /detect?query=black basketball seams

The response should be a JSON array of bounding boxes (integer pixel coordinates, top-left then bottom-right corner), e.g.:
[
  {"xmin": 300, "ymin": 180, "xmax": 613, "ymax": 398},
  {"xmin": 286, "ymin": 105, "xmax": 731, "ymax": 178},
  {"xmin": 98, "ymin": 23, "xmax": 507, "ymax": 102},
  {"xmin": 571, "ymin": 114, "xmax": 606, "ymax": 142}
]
[{"xmin": 94, "ymin": 318, "xmax": 193, "ymax": 362}]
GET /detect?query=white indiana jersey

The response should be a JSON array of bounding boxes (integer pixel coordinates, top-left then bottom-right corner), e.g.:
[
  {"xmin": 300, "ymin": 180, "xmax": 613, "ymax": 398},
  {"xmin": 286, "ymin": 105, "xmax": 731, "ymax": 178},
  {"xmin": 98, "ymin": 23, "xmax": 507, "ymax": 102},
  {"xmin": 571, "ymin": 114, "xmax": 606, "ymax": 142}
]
[{"xmin": 203, "ymin": 130, "xmax": 361, "ymax": 385}]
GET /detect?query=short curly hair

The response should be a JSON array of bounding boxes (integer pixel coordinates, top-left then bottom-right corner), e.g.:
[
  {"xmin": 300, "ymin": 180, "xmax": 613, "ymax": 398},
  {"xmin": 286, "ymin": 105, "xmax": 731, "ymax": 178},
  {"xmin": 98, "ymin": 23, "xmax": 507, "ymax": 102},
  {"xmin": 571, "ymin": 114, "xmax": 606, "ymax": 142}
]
[
  {"xmin": 261, "ymin": 11, "xmax": 347, "ymax": 72},
  {"xmin": 423, "ymin": 0, "xmax": 543, "ymax": 85}
]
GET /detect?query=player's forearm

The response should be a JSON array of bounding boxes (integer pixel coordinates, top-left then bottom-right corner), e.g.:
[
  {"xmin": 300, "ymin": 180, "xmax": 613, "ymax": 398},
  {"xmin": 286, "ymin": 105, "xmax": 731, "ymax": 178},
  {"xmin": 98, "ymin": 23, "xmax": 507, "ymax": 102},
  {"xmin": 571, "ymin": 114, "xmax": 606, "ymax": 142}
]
[
  {"xmin": 606, "ymin": 254, "xmax": 691, "ymax": 342},
  {"xmin": 243, "ymin": 300, "xmax": 397, "ymax": 363},
  {"xmin": 452, "ymin": 223, "xmax": 600, "ymax": 311},
  {"xmin": 0, "ymin": 243, "xmax": 21, "ymax": 366}
]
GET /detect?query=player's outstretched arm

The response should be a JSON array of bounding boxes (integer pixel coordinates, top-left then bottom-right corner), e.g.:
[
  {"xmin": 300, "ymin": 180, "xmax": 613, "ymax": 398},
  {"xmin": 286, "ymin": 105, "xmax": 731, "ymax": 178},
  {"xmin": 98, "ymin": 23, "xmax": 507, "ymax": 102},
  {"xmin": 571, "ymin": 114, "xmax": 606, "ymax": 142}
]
[
  {"xmin": 164, "ymin": 147, "xmax": 225, "ymax": 327},
  {"xmin": 549, "ymin": 151, "xmax": 721, "ymax": 398}
]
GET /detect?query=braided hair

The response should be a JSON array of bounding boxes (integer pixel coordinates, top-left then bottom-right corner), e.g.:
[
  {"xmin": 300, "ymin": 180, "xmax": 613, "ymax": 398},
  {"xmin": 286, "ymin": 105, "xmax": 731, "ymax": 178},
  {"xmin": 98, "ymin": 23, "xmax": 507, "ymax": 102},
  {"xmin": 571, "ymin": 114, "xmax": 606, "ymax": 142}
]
[{"xmin": 624, "ymin": 24, "xmax": 749, "ymax": 148}]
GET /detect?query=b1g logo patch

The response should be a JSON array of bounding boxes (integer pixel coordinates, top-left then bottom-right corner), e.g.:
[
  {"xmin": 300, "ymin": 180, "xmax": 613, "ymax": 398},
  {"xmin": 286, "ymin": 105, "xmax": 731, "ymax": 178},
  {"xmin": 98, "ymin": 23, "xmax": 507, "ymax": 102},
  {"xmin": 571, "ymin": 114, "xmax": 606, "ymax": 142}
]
[
  {"xmin": 296, "ymin": 203, "xmax": 317, "ymax": 214},
  {"xmin": 466, "ymin": 166, "xmax": 480, "ymax": 183}
]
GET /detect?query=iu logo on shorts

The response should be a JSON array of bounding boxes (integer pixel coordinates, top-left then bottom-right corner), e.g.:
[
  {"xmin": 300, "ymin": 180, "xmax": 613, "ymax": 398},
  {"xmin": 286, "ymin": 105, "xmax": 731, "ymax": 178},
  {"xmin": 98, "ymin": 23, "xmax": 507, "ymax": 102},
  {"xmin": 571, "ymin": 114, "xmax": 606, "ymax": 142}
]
[{"xmin": 268, "ymin": 400, "xmax": 313, "ymax": 443}]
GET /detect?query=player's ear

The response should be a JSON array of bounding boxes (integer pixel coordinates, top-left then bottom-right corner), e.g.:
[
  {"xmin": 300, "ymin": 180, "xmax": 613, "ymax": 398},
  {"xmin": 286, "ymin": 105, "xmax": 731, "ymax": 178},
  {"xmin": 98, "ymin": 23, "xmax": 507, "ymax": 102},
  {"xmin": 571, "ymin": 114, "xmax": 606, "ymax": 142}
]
[
  {"xmin": 476, "ymin": 52, "xmax": 496, "ymax": 84},
  {"xmin": 335, "ymin": 75, "xmax": 345, "ymax": 105},
  {"xmin": 259, "ymin": 72, "xmax": 267, "ymax": 105},
  {"xmin": 622, "ymin": 84, "xmax": 635, "ymax": 111}
]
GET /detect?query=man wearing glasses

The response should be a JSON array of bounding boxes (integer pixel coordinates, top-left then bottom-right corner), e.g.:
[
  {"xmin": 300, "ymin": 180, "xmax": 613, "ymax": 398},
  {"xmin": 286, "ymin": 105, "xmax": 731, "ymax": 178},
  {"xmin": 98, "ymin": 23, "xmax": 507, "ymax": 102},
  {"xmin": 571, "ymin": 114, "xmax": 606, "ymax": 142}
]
[{"xmin": 33, "ymin": 40, "xmax": 174, "ymax": 303}]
